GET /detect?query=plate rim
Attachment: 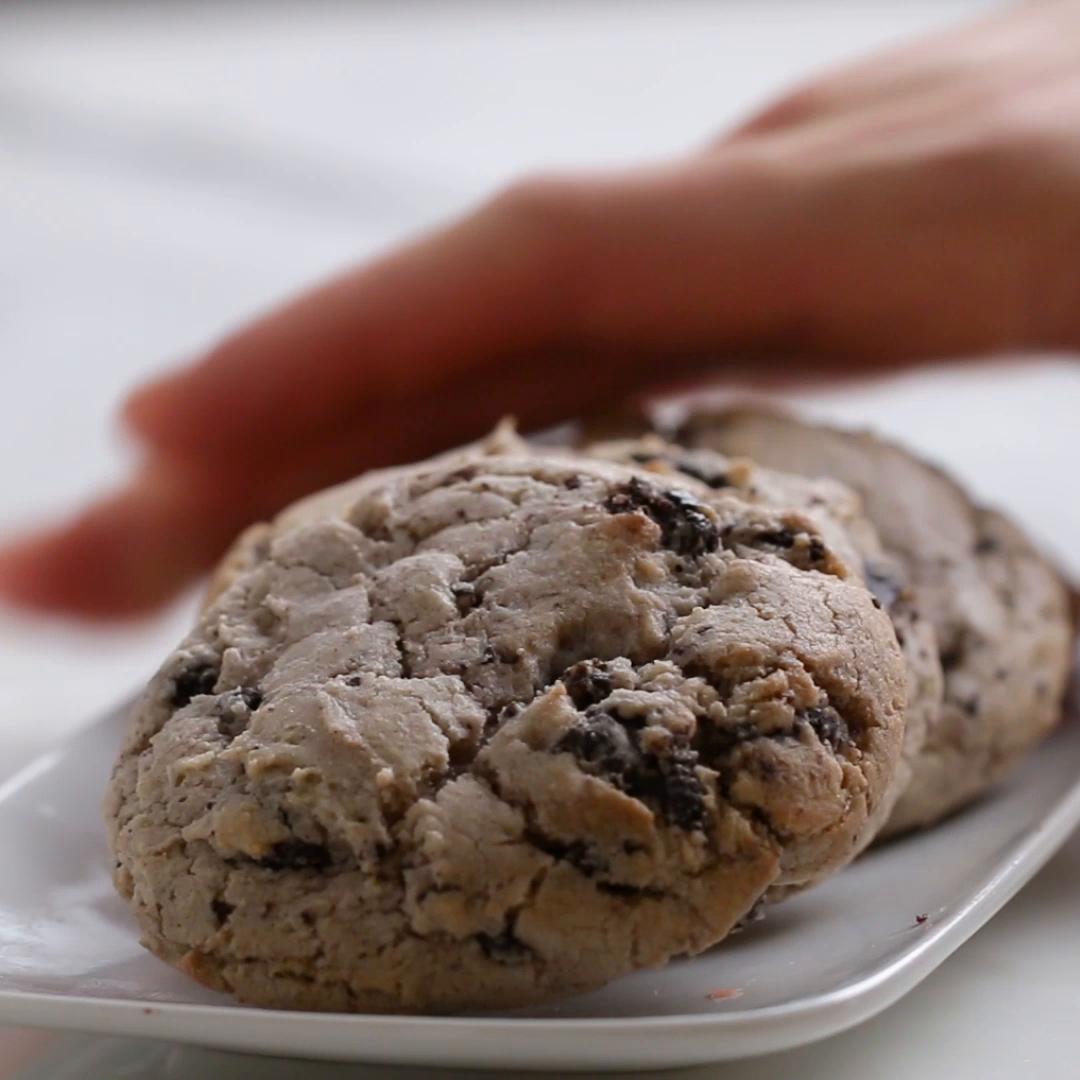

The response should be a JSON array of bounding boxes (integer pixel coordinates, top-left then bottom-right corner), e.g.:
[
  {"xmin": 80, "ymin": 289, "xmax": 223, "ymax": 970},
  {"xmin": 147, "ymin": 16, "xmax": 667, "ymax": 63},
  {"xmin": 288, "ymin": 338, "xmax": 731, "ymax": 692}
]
[{"xmin": 1, "ymin": 703, "xmax": 1079, "ymax": 1068}]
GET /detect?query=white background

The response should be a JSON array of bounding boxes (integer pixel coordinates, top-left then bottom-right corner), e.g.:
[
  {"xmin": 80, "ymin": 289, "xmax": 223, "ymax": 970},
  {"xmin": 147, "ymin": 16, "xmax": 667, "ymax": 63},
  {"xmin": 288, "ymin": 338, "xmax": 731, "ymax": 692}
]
[{"xmin": 2, "ymin": 1, "xmax": 1078, "ymax": 1077}]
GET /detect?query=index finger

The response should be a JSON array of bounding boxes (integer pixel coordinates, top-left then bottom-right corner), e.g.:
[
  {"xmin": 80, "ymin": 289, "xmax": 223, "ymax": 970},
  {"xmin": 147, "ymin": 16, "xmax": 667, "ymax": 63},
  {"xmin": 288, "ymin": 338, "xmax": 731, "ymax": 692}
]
[
  {"xmin": 122, "ymin": 158, "xmax": 801, "ymax": 464},
  {"xmin": 123, "ymin": 187, "xmax": 579, "ymax": 460}
]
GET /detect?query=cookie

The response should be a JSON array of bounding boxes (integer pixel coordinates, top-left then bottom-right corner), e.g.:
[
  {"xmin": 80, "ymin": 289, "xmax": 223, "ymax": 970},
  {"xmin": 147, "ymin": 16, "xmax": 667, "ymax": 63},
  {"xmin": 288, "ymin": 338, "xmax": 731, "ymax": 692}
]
[
  {"xmin": 679, "ymin": 406, "xmax": 1074, "ymax": 836},
  {"xmin": 106, "ymin": 447, "xmax": 906, "ymax": 1012},
  {"xmin": 202, "ymin": 420, "xmax": 529, "ymax": 608},
  {"xmin": 582, "ymin": 435, "xmax": 943, "ymax": 846}
]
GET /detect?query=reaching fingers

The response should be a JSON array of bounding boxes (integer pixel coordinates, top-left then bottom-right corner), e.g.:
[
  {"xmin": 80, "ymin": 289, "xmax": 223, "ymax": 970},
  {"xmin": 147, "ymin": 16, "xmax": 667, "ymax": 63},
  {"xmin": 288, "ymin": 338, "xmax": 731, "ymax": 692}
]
[
  {"xmin": 722, "ymin": 1, "xmax": 1054, "ymax": 145},
  {"xmin": 121, "ymin": 158, "xmax": 818, "ymax": 466},
  {"xmin": 0, "ymin": 460, "xmax": 247, "ymax": 618},
  {"xmin": 121, "ymin": 185, "xmax": 584, "ymax": 461}
]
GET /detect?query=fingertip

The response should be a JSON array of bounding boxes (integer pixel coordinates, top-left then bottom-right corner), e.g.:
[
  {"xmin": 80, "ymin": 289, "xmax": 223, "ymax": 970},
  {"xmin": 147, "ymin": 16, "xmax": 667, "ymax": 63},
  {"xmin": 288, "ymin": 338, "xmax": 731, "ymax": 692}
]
[
  {"xmin": 0, "ymin": 535, "xmax": 53, "ymax": 608},
  {"xmin": 119, "ymin": 370, "xmax": 187, "ymax": 444},
  {"xmin": 0, "ymin": 484, "xmax": 203, "ymax": 620},
  {"xmin": 0, "ymin": 528, "xmax": 166, "ymax": 619}
]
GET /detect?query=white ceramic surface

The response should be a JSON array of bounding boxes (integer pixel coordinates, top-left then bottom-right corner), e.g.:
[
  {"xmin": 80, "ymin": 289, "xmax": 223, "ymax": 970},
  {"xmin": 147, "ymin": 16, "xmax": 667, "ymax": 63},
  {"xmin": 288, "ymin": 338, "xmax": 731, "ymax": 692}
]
[
  {"xmin": 4, "ymin": 0, "xmax": 1077, "ymax": 1075},
  {"xmin": 0, "ymin": 692, "xmax": 1077, "ymax": 1072}
]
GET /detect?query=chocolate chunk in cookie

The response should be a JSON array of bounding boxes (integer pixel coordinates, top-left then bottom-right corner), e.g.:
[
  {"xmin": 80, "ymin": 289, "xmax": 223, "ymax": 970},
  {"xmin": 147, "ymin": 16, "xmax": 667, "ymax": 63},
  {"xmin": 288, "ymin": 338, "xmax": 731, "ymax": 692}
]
[{"xmin": 605, "ymin": 477, "xmax": 719, "ymax": 557}]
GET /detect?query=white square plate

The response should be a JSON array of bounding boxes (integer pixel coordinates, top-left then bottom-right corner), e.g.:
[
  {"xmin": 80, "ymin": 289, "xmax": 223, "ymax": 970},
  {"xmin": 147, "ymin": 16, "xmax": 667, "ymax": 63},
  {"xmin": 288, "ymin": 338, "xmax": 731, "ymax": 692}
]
[{"xmin": 1, "ymin": 692, "xmax": 1078, "ymax": 1072}]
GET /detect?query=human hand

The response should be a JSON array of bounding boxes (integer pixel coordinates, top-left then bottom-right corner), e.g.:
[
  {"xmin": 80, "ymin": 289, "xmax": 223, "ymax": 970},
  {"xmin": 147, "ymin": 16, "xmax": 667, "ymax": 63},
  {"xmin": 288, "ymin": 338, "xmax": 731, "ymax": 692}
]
[{"xmin": 4, "ymin": 0, "xmax": 1080, "ymax": 617}]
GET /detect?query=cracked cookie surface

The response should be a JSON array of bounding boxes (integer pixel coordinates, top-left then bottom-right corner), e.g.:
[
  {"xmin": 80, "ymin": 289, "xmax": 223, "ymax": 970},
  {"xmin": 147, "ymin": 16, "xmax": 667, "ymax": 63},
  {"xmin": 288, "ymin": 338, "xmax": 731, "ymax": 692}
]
[
  {"xmin": 107, "ymin": 448, "xmax": 905, "ymax": 1012},
  {"xmin": 679, "ymin": 406, "xmax": 1073, "ymax": 836}
]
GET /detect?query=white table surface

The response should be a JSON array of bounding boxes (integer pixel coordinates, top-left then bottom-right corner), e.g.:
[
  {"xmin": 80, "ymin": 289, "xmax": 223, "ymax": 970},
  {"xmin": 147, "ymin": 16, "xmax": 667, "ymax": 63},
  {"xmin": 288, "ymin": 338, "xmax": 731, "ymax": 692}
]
[{"xmin": 3, "ymin": 1, "xmax": 1078, "ymax": 1076}]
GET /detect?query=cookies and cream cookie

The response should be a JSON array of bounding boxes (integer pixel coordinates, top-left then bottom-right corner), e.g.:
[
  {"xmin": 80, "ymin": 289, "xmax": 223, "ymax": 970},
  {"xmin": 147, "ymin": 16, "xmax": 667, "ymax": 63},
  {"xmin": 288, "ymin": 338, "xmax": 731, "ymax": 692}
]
[
  {"xmin": 107, "ymin": 447, "xmax": 905, "ymax": 1011},
  {"xmin": 679, "ymin": 406, "xmax": 1073, "ymax": 836},
  {"xmin": 583, "ymin": 434, "xmax": 943, "ymax": 847}
]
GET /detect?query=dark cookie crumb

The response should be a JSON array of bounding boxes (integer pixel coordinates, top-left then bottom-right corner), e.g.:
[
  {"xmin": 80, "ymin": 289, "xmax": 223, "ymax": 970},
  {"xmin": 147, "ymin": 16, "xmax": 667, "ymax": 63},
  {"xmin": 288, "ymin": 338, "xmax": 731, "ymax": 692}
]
[
  {"xmin": 237, "ymin": 687, "xmax": 263, "ymax": 711},
  {"xmin": 694, "ymin": 718, "xmax": 761, "ymax": 761},
  {"xmin": 651, "ymin": 748, "xmax": 708, "ymax": 831},
  {"xmin": 596, "ymin": 881, "xmax": 665, "ymax": 899},
  {"xmin": 215, "ymin": 687, "xmax": 262, "ymax": 740},
  {"xmin": 864, "ymin": 560, "xmax": 903, "ymax": 611},
  {"xmin": 628, "ymin": 448, "xmax": 732, "ymax": 489},
  {"xmin": 753, "ymin": 527, "xmax": 796, "ymax": 549},
  {"xmin": 556, "ymin": 715, "xmax": 708, "ymax": 831},
  {"xmin": 527, "ymin": 831, "xmax": 606, "ymax": 876},
  {"xmin": 482, "ymin": 702, "xmax": 522, "ymax": 742},
  {"xmin": 720, "ymin": 522, "xmax": 829, "ymax": 570},
  {"xmin": 560, "ymin": 659, "xmax": 616, "ymax": 710},
  {"xmin": 557, "ymin": 713, "xmax": 640, "ymax": 780},
  {"xmin": 476, "ymin": 929, "xmax": 532, "ymax": 964},
  {"xmin": 211, "ymin": 899, "xmax": 234, "ymax": 924},
  {"xmin": 730, "ymin": 897, "xmax": 767, "ymax": 934},
  {"xmin": 799, "ymin": 706, "xmax": 851, "ymax": 751},
  {"xmin": 596, "ymin": 881, "xmax": 642, "ymax": 898},
  {"xmin": 673, "ymin": 459, "xmax": 731, "ymax": 489},
  {"xmin": 605, "ymin": 477, "xmax": 719, "ymax": 558},
  {"xmin": 170, "ymin": 663, "xmax": 220, "ymax": 709},
  {"xmin": 939, "ymin": 644, "xmax": 963, "ymax": 671},
  {"xmin": 497, "ymin": 701, "xmax": 523, "ymax": 722},
  {"xmin": 447, "ymin": 736, "xmax": 481, "ymax": 772},
  {"xmin": 255, "ymin": 840, "xmax": 332, "ymax": 872},
  {"xmin": 452, "ymin": 582, "xmax": 479, "ymax": 615}
]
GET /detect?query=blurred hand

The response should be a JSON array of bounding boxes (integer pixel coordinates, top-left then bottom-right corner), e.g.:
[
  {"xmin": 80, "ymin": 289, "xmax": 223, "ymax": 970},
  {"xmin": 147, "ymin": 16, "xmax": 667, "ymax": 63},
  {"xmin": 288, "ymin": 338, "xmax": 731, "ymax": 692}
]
[{"xmin": 5, "ymin": 0, "xmax": 1080, "ymax": 617}]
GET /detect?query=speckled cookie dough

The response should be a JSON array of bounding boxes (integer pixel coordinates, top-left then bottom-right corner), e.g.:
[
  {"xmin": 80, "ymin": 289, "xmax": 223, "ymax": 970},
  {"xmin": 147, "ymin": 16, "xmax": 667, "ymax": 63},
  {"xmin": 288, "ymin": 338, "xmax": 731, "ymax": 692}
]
[
  {"xmin": 678, "ymin": 406, "xmax": 1074, "ymax": 837},
  {"xmin": 107, "ymin": 447, "xmax": 906, "ymax": 1012}
]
